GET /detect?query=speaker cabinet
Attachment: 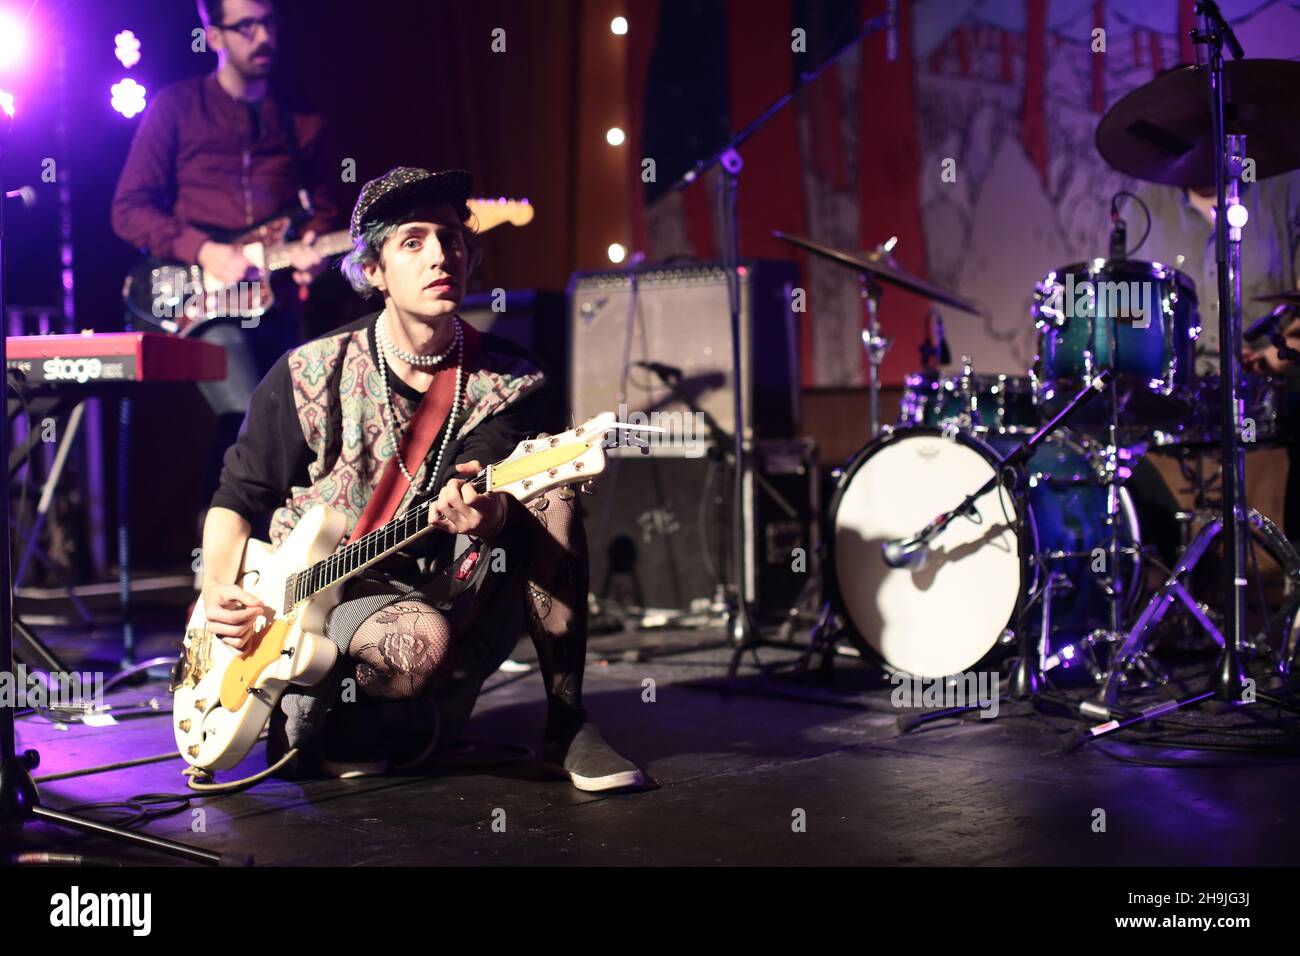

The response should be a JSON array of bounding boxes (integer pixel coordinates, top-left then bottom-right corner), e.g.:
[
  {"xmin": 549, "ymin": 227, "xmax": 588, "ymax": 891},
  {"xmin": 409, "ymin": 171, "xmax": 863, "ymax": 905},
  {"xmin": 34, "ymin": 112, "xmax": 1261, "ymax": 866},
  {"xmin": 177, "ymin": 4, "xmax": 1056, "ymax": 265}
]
[{"xmin": 567, "ymin": 260, "xmax": 800, "ymax": 443}]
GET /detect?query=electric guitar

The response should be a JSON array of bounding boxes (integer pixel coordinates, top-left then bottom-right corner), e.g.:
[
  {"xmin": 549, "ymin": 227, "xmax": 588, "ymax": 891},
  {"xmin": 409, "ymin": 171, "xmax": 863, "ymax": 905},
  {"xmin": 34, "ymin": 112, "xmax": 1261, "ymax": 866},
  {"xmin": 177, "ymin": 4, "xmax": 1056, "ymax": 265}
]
[
  {"xmin": 123, "ymin": 198, "xmax": 535, "ymax": 335},
  {"xmin": 171, "ymin": 411, "xmax": 619, "ymax": 773}
]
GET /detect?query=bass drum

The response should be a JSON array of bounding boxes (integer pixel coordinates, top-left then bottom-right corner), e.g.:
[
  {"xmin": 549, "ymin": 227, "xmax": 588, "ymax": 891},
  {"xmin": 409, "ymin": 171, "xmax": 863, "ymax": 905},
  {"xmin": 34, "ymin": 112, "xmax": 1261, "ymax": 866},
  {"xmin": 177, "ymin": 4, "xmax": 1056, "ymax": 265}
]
[{"xmin": 828, "ymin": 427, "xmax": 1140, "ymax": 678}]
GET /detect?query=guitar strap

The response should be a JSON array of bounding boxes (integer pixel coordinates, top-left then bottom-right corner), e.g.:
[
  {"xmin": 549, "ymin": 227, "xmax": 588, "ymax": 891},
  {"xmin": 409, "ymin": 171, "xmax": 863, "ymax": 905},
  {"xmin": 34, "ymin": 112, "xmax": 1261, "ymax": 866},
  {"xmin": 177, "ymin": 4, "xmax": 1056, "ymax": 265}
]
[{"xmin": 346, "ymin": 320, "xmax": 482, "ymax": 544}]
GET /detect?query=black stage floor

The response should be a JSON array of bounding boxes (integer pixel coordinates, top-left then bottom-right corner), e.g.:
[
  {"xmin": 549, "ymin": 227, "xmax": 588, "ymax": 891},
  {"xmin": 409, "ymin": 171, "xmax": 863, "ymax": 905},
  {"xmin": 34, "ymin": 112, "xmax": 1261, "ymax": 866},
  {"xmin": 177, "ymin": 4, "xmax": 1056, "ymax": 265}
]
[{"xmin": 9, "ymin": 614, "xmax": 1300, "ymax": 867}]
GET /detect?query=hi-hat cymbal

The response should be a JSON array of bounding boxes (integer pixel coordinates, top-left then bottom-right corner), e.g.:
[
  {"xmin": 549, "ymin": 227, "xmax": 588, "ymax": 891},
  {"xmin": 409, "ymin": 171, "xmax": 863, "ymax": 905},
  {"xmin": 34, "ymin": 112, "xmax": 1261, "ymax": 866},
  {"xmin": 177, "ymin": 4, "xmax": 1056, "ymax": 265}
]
[
  {"xmin": 1096, "ymin": 59, "xmax": 1300, "ymax": 188},
  {"xmin": 772, "ymin": 230, "xmax": 982, "ymax": 315}
]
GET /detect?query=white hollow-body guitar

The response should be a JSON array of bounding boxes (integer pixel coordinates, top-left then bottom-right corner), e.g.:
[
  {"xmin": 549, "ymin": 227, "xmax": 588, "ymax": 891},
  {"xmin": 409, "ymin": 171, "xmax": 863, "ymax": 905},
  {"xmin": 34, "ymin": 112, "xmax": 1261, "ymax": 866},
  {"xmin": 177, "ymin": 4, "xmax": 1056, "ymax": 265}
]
[{"xmin": 172, "ymin": 412, "xmax": 625, "ymax": 772}]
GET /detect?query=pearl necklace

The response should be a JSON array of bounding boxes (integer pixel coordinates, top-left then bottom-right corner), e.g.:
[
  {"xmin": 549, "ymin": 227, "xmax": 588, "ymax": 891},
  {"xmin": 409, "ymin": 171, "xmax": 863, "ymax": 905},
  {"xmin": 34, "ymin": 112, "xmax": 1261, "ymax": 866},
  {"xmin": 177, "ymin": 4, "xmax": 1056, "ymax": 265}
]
[
  {"xmin": 375, "ymin": 312, "xmax": 464, "ymax": 492},
  {"xmin": 378, "ymin": 312, "xmax": 458, "ymax": 367}
]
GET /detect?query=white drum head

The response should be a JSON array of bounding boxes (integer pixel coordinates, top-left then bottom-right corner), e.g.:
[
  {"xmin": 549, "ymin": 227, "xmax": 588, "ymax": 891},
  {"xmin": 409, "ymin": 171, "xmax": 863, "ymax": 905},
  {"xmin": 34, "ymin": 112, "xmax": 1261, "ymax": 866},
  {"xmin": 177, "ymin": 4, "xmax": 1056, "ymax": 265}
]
[{"xmin": 832, "ymin": 430, "xmax": 1024, "ymax": 678}]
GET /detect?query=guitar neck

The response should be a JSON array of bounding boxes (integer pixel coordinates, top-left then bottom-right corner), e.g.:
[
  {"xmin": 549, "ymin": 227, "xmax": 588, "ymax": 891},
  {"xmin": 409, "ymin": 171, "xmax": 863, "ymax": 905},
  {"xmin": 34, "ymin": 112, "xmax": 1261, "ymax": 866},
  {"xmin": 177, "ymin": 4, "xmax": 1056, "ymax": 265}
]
[
  {"xmin": 263, "ymin": 230, "xmax": 352, "ymax": 273},
  {"xmin": 284, "ymin": 474, "xmax": 489, "ymax": 609}
]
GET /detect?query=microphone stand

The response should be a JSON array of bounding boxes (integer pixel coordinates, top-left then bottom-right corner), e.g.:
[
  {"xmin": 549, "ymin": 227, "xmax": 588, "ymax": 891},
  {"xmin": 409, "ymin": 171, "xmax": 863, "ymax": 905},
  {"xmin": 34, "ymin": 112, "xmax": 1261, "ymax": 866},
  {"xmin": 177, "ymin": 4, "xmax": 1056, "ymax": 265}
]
[
  {"xmin": 665, "ymin": 10, "xmax": 894, "ymax": 671},
  {"xmin": 0, "ymin": 100, "xmax": 228, "ymax": 865}
]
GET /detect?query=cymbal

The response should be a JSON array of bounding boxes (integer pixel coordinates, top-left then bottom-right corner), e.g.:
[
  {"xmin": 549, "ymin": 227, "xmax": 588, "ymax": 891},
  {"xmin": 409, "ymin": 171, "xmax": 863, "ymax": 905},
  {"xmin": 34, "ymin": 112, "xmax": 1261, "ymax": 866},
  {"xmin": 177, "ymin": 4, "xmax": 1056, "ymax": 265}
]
[
  {"xmin": 1096, "ymin": 59, "xmax": 1300, "ymax": 188},
  {"xmin": 1255, "ymin": 291, "xmax": 1300, "ymax": 307},
  {"xmin": 772, "ymin": 230, "xmax": 982, "ymax": 315}
]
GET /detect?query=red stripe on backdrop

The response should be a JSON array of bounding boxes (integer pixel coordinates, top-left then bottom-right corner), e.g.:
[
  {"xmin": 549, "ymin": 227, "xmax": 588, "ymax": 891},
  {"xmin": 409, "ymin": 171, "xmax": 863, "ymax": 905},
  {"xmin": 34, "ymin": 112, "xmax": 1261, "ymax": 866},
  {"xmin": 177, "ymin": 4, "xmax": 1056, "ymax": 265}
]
[
  {"xmin": 956, "ymin": 24, "xmax": 971, "ymax": 75},
  {"xmin": 1179, "ymin": 0, "xmax": 1196, "ymax": 65},
  {"xmin": 1001, "ymin": 30, "xmax": 1013, "ymax": 83},
  {"xmin": 723, "ymin": 0, "xmax": 808, "ymax": 381},
  {"xmin": 858, "ymin": 0, "xmax": 928, "ymax": 386},
  {"xmin": 624, "ymin": 0, "xmax": 660, "ymax": 257},
  {"xmin": 1149, "ymin": 28, "xmax": 1163, "ymax": 73},
  {"xmin": 1021, "ymin": 0, "xmax": 1048, "ymax": 188},
  {"xmin": 1090, "ymin": 0, "xmax": 1105, "ymax": 111}
]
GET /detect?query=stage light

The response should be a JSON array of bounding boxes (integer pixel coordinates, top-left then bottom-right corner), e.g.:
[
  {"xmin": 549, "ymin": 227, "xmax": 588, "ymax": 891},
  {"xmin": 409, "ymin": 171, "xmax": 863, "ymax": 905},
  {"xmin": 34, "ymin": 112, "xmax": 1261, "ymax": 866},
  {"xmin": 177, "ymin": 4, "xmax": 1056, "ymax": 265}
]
[
  {"xmin": 0, "ymin": 9, "xmax": 26, "ymax": 71},
  {"xmin": 115, "ymin": 30, "xmax": 141, "ymax": 70},
  {"xmin": 606, "ymin": 127, "xmax": 625, "ymax": 146},
  {"xmin": 611, "ymin": 16, "xmax": 628, "ymax": 35},
  {"xmin": 1226, "ymin": 201, "xmax": 1249, "ymax": 229},
  {"xmin": 0, "ymin": 88, "xmax": 13, "ymax": 118},
  {"xmin": 110, "ymin": 78, "xmax": 146, "ymax": 118},
  {"xmin": 608, "ymin": 243, "xmax": 626, "ymax": 263}
]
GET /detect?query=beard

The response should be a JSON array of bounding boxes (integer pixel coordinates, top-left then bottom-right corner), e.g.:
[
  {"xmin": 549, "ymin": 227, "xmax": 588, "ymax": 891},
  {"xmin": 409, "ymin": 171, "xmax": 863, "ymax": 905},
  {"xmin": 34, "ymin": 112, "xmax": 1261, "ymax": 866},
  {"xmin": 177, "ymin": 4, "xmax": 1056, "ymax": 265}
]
[{"xmin": 235, "ymin": 47, "xmax": 275, "ymax": 79}]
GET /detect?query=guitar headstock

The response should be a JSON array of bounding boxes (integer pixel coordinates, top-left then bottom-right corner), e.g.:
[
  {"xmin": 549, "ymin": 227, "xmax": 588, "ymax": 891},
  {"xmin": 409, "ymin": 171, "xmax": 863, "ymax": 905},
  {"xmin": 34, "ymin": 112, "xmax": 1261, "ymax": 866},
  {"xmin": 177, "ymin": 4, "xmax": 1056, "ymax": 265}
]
[
  {"xmin": 486, "ymin": 412, "xmax": 620, "ymax": 502},
  {"xmin": 467, "ymin": 197, "xmax": 535, "ymax": 233}
]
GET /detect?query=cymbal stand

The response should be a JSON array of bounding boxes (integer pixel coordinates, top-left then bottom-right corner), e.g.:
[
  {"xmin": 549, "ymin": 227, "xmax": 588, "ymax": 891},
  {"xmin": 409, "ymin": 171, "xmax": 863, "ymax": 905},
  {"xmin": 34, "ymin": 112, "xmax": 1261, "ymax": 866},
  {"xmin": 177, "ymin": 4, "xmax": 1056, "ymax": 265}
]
[
  {"xmin": 1080, "ymin": 4, "xmax": 1300, "ymax": 740},
  {"xmin": 860, "ymin": 268, "xmax": 892, "ymax": 440}
]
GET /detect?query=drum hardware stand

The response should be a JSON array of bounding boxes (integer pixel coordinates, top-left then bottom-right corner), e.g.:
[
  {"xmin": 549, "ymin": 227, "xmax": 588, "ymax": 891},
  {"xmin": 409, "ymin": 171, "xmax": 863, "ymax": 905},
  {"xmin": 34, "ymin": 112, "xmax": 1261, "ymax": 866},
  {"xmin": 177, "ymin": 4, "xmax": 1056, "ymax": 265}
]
[
  {"xmin": 860, "ymin": 258, "xmax": 893, "ymax": 440},
  {"xmin": 1083, "ymin": 5, "xmax": 1294, "ymax": 732},
  {"xmin": 0, "ymin": 109, "xmax": 228, "ymax": 865}
]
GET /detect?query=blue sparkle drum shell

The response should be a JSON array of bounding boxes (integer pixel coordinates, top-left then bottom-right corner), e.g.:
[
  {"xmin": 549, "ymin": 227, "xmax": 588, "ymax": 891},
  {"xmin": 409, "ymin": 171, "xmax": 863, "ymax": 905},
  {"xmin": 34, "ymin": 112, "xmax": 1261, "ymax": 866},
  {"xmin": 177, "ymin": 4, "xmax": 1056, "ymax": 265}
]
[
  {"xmin": 899, "ymin": 371, "xmax": 1041, "ymax": 435},
  {"xmin": 1032, "ymin": 259, "xmax": 1199, "ymax": 428}
]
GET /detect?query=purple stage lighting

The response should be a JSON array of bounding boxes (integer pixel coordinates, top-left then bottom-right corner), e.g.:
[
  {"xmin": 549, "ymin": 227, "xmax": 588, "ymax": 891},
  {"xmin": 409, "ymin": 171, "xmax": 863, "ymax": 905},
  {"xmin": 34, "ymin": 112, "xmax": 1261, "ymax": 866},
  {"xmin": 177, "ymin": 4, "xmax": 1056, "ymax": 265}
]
[
  {"xmin": 110, "ymin": 77, "xmax": 146, "ymax": 118},
  {"xmin": 0, "ymin": 88, "xmax": 13, "ymax": 118},
  {"xmin": 0, "ymin": 9, "xmax": 26, "ymax": 72},
  {"xmin": 114, "ymin": 30, "xmax": 141, "ymax": 70}
]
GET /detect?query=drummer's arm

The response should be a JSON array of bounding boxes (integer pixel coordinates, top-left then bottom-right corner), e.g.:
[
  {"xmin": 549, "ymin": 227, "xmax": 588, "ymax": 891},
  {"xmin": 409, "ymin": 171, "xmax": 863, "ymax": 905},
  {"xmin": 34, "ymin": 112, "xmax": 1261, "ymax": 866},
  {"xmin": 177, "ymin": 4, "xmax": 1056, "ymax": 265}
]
[{"xmin": 1243, "ymin": 313, "xmax": 1300, "ymax": 375}]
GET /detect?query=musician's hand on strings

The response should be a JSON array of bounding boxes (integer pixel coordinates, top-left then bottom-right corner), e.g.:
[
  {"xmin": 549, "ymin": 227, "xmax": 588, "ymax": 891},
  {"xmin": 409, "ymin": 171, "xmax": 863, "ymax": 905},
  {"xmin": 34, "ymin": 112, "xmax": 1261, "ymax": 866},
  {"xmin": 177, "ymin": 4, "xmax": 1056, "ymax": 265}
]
[
  {"xmin": 202, "ymin": 582, "xmax": 273, "ymax": 653},
  {"xmin": 198, "ymin": 241, "xmax": 258, "ymax": 286},
  {"xmin": 430, "ymin": 461, "xmax": 508, "ymax": 538},
  {"xmin": 289, "ymin": 230, "xmax": 328, "ymax": 286}
]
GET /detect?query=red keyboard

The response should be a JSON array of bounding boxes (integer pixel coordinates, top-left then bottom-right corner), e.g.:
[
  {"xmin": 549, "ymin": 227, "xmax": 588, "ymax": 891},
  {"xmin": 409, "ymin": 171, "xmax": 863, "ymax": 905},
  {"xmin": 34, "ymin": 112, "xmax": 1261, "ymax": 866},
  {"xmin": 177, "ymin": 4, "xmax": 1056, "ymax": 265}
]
[{"xmin": 6, "ymin": 332, "xmax": 226, "ymax": 386}]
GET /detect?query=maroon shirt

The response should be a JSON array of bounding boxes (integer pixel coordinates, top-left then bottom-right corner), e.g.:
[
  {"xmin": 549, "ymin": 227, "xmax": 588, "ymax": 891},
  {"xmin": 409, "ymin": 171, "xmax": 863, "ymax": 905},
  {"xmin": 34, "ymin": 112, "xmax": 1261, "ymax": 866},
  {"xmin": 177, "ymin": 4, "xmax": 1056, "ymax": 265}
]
[{"xmin": 111, "ymin": 72, "xmax": 339, "ymax": 264}]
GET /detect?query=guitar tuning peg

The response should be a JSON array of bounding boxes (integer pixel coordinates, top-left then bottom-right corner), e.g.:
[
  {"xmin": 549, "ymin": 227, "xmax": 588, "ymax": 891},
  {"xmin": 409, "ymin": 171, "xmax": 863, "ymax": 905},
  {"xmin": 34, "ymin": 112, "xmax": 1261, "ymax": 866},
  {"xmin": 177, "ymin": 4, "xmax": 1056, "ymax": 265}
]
[{"xmin": 579, "ymin": 479, "xmax": 597, "ymax": 495}]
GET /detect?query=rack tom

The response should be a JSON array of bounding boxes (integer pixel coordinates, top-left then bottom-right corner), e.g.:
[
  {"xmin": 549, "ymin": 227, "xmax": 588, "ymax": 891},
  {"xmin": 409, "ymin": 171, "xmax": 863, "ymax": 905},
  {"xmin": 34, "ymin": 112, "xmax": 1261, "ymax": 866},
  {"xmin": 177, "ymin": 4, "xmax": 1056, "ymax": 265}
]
[{"xmin": 1032, "ymin": 258, "xmax": 1199, "ymax": 427}]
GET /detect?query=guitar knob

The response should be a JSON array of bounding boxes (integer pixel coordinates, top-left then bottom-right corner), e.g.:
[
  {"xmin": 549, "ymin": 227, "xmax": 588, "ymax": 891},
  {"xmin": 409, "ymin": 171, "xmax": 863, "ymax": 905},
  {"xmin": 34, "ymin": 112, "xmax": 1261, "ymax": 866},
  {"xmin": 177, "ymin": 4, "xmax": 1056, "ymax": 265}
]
[
  {"xmin": 186, "ymin": 745, "xmax": 200, "ymax": 758},
  {"xmin": 179, "ymin": 719, "xmax": 192, "ymax": 733},
  {"xmin": 194, "ymin": 698, "xmax": 207, "ymax": 711}
]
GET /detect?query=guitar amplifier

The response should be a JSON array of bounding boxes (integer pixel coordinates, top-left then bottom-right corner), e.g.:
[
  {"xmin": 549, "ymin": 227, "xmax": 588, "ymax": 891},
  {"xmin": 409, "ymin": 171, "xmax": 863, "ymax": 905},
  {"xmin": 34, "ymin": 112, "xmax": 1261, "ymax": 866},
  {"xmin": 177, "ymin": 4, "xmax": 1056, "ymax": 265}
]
[
  {"xmin": 567, "ymin": 260, "xmax": 800, "ymax": 442},
  {"xmin": 586, "ymin": 439, "xmax": 817, "ymax": 619}
]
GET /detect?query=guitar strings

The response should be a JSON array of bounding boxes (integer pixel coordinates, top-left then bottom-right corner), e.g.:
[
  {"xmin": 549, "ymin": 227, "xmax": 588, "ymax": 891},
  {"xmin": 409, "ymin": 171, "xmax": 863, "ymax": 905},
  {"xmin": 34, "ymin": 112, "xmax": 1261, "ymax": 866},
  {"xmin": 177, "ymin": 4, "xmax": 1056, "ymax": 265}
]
[{"xmin": 293, "ymin": 467, "xmax": 490, "ymax": 603}]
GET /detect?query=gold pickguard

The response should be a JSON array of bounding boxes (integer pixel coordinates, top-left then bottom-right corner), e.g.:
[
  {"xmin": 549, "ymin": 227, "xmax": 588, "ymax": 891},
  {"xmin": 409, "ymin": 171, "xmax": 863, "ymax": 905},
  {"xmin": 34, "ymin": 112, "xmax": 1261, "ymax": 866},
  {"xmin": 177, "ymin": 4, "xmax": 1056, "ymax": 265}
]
[{"xmin": 218, "ymin": 612, "xmax": 298, "ymax": 712}]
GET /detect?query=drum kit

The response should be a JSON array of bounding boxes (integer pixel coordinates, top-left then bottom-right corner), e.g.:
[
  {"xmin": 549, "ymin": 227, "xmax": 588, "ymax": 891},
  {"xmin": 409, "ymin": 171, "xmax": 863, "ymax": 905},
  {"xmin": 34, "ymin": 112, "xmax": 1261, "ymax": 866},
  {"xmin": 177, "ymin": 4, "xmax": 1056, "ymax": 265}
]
[{"xmin": 788, "ymin": 41, "xmax": 1300, "ymax": 717}]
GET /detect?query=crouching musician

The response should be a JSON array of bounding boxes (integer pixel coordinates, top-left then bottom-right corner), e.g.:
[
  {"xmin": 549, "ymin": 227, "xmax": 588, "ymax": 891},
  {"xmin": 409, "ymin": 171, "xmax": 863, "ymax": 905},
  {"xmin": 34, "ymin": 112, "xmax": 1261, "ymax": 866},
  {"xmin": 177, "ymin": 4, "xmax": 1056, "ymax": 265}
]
[{"xmin": 186, "ymin": 167, "xmax": 644, "ymax": 791}]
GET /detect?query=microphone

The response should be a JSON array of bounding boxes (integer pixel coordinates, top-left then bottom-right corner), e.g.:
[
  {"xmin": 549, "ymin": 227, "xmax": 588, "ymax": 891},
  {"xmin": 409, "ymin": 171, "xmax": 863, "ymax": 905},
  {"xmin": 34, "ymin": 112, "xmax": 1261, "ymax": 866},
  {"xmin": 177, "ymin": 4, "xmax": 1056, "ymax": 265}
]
[
  {"xmin": 1246, "ymin": 303, "xmax": 1293, "ymax": 340},
  {"xmin": 1108, "ymin": 196, "xmax": 1127, "ymax": 260},
  {"xmin": 4, "ymin": 186, "xmax": 36, "ymax": 209},
  {"xmin": 882, "ymin": 534, "xmax": 927, "ymax": 570},
  {"xmin": 886, "ymin": 0, "xmax": 899, "ymax": 63},
  {"xmin": 634, "ymin": 360, "xmax": 683, "ymax": 383}
]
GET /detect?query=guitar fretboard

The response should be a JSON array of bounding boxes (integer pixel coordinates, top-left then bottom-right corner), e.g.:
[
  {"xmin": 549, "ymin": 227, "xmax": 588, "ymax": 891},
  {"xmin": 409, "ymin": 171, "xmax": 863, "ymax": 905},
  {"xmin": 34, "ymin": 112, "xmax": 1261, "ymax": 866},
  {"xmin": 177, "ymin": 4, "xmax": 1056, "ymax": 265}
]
[{"xmin": 284, "ymin": 473, "xmax": 489, "ymax": 609}]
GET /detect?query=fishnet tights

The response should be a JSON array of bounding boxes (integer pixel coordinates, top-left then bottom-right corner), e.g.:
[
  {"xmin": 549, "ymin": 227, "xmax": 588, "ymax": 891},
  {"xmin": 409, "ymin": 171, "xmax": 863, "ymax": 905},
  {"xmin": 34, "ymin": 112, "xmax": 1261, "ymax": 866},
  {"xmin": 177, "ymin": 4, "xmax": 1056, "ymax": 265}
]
[{"xmin": 344, "ymin": 487, "xmax": 588, "ymax": 716}]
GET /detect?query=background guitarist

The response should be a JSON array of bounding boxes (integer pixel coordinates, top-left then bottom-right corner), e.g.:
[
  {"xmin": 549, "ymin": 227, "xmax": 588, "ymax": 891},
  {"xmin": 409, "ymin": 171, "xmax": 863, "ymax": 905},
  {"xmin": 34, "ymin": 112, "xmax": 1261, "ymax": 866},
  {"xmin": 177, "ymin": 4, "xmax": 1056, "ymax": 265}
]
[
  {"xmin": 197, "ymin": 166, "xmax": 645, "ymax": 792},
  {"xmin": 110, "ymin": 0, "xmax": 339, "ymax": 511}
]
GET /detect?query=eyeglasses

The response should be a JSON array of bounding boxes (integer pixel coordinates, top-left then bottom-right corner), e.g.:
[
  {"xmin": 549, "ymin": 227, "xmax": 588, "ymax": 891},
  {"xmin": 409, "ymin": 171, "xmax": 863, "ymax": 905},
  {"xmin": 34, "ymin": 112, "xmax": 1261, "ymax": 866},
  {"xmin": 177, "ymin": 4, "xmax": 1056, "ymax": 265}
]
[{"xmin": 216, "ymin": 15, "xmax": 278, "ymax": 40}]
